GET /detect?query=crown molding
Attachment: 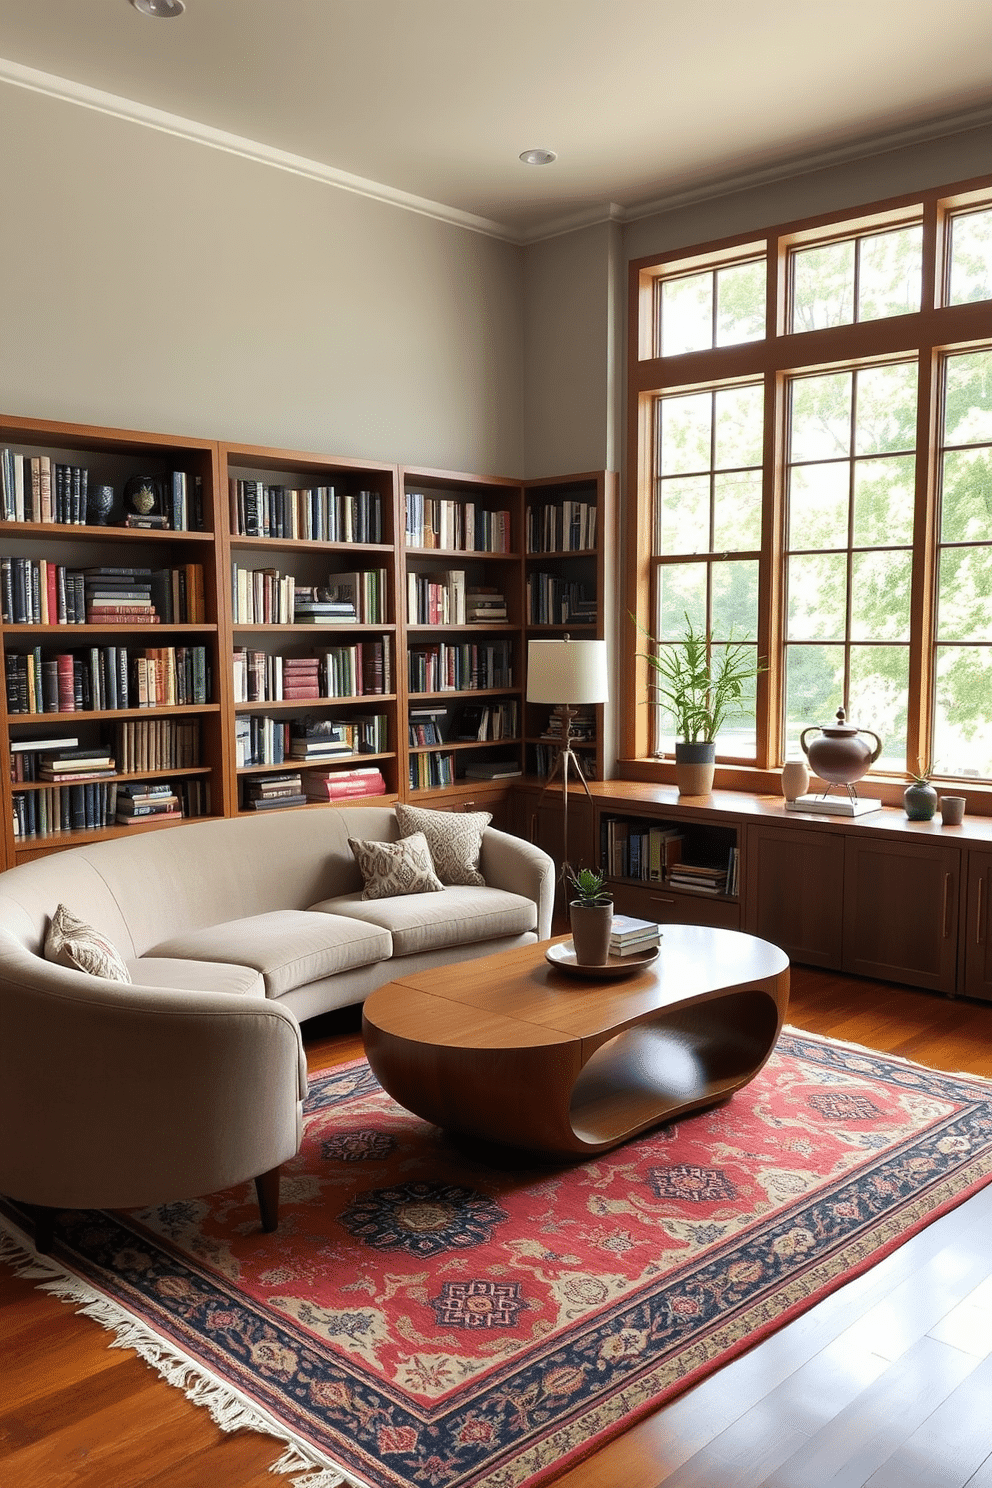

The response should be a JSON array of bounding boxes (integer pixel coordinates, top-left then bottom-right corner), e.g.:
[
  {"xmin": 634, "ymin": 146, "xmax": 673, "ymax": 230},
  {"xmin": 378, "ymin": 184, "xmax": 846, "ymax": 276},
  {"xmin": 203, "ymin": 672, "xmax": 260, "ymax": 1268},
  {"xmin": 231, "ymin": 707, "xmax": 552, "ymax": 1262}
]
[
  {"xmin": 620, "ymin": 101, "xmax": 992, "ymax": 227},
  {"xmin": 0, "ymin": 56, "xmax": 521, "ymax": 244}
]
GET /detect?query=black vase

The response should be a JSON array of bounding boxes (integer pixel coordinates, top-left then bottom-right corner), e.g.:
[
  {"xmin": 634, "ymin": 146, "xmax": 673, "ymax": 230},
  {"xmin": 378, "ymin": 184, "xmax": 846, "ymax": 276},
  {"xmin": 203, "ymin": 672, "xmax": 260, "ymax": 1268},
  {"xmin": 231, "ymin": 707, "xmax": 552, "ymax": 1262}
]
[{"xmin": 87, "ymin": 484, "xmax": 114, "ymax": 526}]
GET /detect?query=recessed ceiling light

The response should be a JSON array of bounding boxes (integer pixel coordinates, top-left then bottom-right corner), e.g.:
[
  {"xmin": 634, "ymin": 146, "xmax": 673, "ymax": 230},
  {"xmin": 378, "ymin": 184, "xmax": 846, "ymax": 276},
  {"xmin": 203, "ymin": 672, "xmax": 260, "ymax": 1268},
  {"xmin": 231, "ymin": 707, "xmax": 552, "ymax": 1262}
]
[
  {"xmin": 519, "ymin": 148, "xmax": 557, "ymax": 167},
  {"xmin": 130, "ymin": 0, "xmax": 186, "ymax": 17}
]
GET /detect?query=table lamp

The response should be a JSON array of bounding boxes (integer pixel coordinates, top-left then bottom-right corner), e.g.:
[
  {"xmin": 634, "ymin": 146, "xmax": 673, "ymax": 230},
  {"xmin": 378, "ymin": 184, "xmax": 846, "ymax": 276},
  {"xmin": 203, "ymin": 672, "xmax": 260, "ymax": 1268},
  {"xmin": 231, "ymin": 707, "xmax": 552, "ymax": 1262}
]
[{"xmin": 526, "ymin": 635, "xmax": 609, "ymax": 881}]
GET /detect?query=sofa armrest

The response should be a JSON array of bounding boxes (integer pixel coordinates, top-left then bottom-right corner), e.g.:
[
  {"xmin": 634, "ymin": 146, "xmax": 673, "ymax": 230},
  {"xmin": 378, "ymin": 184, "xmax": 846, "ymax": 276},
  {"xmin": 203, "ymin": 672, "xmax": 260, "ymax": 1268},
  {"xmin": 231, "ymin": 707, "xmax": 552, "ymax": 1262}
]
[
  {"xmin": 479, "ymin": 827, "xmax": 555, "ymax": 940},
  {"xmin": 0, "ymin": 942, "xmax": 307, "ymax": 1212}
]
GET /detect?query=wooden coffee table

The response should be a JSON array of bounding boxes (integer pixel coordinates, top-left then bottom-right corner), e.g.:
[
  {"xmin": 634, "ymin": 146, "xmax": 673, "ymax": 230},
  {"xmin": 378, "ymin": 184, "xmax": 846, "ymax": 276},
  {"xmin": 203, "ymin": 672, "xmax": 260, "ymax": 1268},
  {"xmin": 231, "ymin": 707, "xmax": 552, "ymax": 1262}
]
[{"xmin": 362, "ymin": 926, "xmax": 790, "ymax": 1157}]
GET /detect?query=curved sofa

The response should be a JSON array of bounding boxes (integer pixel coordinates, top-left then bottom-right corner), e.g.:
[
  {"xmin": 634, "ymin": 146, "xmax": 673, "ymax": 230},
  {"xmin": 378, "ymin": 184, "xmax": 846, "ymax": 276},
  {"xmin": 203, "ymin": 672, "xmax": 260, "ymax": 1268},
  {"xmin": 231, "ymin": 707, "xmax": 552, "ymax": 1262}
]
[{"xmin": 0, "ymin": 805, "xmax": 555, "ymax": 1245}]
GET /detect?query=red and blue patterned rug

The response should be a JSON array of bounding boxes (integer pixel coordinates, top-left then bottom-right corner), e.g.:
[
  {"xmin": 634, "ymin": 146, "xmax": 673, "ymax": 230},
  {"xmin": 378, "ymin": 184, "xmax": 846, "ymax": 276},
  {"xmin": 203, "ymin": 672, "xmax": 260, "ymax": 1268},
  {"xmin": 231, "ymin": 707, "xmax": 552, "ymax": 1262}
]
[{"xmin": 3, "ymin": 1029, "xmax": 992, "ymax": 1488}]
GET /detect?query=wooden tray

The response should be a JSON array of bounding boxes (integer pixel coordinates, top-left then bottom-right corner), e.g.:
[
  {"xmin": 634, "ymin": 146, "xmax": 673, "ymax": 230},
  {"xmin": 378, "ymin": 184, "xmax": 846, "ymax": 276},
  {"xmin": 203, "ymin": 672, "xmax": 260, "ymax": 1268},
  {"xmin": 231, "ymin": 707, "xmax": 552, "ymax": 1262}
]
[{"xmin": 545, "ymin": 941, "xmax": 660, "ymax": 979}]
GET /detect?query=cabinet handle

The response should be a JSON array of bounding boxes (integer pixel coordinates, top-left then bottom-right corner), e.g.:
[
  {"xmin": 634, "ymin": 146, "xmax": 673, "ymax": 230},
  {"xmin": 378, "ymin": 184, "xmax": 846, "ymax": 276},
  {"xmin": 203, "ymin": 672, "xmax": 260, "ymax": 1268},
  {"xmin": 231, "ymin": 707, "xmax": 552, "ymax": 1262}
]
[
  {"xmin": 943, "ymin": 872, "xmax": 952, "ymax": 939},
  {"xmin": 978, "ymin": 875, "xmax": 986, "ymax": 947},
  {"xmin": 650, "ymin": 895, "xmax": 676, "ymax": 906}
]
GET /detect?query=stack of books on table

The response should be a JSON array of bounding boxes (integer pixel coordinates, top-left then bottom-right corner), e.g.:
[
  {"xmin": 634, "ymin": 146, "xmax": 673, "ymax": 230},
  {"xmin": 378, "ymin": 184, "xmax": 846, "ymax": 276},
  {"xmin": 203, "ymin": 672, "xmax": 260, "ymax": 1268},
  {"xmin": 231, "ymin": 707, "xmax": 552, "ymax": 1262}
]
[
  {"xmin": 115, "ymin": 782, "xmax": 181, "ymax": 824},
  {"xmin": 244, "ymin": 772, "xmax": 306, "ymax": 810},
  {"xmin": 608, "ymin": 915, "xmax": 662, "ymax": 957},
  {"xmin": 303, "ymin": 766, "xmax": 386, "ymax": 801},
  {"xmin": 668, "ymin": 861, "xmax": 728, "ymax": 896}
]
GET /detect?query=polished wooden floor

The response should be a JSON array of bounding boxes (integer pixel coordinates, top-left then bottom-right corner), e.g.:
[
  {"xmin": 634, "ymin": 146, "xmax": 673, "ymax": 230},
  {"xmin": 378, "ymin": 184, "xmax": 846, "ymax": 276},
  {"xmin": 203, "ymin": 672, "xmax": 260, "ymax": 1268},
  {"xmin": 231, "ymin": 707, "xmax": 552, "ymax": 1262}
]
[{"xmin": 3, "ymin": 967, "xmax": 992, "ymax": 1488}]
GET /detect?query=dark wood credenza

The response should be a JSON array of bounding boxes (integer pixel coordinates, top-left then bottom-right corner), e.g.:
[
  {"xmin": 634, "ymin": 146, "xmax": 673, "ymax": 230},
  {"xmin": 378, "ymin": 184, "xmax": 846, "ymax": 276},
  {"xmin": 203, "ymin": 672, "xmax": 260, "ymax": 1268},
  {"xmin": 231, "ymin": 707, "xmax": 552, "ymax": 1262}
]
[{"xmin": 513, "ymin": 780, "xmax": 992, "ymax": 1002}]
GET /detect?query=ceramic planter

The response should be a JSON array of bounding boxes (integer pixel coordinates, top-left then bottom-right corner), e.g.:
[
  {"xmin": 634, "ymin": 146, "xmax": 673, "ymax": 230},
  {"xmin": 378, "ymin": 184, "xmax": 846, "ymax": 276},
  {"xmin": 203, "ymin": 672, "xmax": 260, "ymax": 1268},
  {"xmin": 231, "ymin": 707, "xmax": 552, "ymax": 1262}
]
[
  {"xmin": 674, "ymin": 740, "xmax": 716, "ymax": 796},
  {"xmin": 904, "ymin": 780, "xmax": 938, "ymax": 820},
  {"xmin": 569, "ymin": 900, "xmax": 613, "ymax": 966}
]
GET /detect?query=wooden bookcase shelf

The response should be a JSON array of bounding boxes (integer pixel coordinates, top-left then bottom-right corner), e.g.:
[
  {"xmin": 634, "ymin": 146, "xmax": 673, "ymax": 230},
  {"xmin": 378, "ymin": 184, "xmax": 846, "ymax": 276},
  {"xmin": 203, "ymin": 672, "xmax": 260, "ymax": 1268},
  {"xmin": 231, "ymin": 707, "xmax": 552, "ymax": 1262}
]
[{"xmin": 1, "ymin": 413, "xmax": 614, "ymax": 861}]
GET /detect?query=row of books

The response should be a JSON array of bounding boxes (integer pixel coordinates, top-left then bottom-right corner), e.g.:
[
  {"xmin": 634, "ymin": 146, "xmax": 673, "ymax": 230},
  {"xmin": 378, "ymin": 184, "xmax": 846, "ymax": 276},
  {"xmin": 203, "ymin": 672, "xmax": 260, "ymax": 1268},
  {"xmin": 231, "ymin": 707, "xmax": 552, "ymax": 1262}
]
[
  {"xmin": 232, "ymin": 639, "xmax": 392, "ymax": 702},
  {"xmin": 234, "ymin": 713, "xmax": 387, "ymax": 767},
  {"xmin": 527, "ymin": 573, "xmax": 596, "ymax": 626},
  {"xmin": 406, "ymin": 572, "xmax": 509, "ymax": 627},
  {"xmin": 242, "ymin": 765, "xmax": 388, "ymax": 811},
  {"xmin": 405, "ymin": 493, "xmax": 512, "ymax": 552},
  {"xmin": 11, "ymin": 777, "xmax": 210, "ymax": 839},
  {"xmin": 10, "ymin": 722, "xmax": 202, "ymax": 780},
  {"xmin": 4, "ymin": 645, "xmax": 211, "ymax": 714},
  {"xmin": 231, "ymin": 566, "xmax": 387, "ymax": 625},
  {"xmin": 530, "ymin": 742, "xmax": 598, "ymax": 779},
  {"xmin": 1, "ymin": 452, "xmax": 202, "ymax": 530},
  {"xmin": 408, "ymin": 708, "xmax": 444, "ymax": 747},
  {"xmin": 407, "ymin": 640, "xmax": 513, "ymax": 693},
  {"xmin": 526, "ymin": 499, "xmax": 597, "ymax": 554},
  {"xmin": 668, "ymin": 860, "xmax": 731, "ymax": 896},
  {"xmin": 230, "ymin": 480, "xmax": 383, "ymax": 543},
  {"xmin": 601, "ymin": 816, "xmax": 684, "ymax": 882},
  {"xmin": 449, "ymin": 700, "xmax": 519, "ymax": 742},
  {"xmin": 409, "ymin": 751, "xmax": 455, "ymax": 790},
  {"xmin": 1, "ymin": 562, "xmax": 206, "ymax": 626}
]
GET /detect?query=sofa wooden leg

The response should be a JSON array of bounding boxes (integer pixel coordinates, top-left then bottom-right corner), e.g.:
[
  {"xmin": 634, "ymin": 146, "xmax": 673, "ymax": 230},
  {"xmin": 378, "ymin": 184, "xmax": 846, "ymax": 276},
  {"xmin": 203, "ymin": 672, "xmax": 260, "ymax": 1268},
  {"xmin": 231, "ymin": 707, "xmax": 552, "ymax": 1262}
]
[
  {"xmin": 31, "ymin": 1205, "xmax": 56, "ymax": 1254},
  {"xmin": 254, "ymin": 1166, "xmax": 280, "ymax": 1232}
]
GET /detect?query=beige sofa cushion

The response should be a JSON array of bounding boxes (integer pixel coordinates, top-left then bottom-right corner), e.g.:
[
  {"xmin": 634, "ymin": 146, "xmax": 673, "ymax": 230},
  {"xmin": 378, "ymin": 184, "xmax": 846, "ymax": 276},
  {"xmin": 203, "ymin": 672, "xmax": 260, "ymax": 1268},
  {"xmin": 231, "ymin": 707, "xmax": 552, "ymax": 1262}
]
[
  {"xmin": 349, "ymin": 831, "xmax": 443, "ymax": 900},
  {"xmin": 128, "ymin": 958, "xmax": 266, "ymax": 998},
  {"xmin": 145, "ymin": 910, "xmax": 392, "ymax": 998},
  {"xmin": 44, "ymin": 904, "xmax": 131, "ymax": 982},
  {"xmin": 310, "ymin": 886, "xmax": 537, "ymax": 957}
]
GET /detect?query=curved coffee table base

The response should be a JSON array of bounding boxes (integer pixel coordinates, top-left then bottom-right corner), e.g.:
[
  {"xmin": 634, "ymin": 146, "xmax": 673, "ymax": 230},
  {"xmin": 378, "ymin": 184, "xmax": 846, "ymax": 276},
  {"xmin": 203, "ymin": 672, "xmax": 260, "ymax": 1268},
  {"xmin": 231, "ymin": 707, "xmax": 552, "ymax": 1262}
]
[{"xmin": 363, "ymin": 929, "xmax": 790, "ymax": 1158}]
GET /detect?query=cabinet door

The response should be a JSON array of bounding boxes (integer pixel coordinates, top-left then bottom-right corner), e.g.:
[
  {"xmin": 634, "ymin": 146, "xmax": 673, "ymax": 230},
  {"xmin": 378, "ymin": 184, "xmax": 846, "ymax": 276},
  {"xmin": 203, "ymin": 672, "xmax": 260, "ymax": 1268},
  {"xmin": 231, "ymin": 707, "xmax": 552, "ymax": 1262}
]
[
  {"xmin": 744, "ymin": 824, "xmax": 844, "ymax": 967},
  {"xmin": 963, "ymin": 849, "xmax": 992, "ymax": 1002},
  {"xmin": 613, "ymin": 879, "xmax": 740, "ymax": 931},
  {"xmin": 842, "ymin": 837, "xmax": 959, "ymax": 994}
]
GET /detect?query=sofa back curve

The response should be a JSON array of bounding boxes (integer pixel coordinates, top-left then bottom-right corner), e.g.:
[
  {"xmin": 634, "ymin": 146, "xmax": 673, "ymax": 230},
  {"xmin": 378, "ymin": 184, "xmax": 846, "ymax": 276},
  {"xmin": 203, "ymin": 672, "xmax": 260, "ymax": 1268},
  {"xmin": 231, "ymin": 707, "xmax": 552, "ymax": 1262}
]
[{"xmin": 0, "ymin": 805, "xmax": 402, "ymax": 958}]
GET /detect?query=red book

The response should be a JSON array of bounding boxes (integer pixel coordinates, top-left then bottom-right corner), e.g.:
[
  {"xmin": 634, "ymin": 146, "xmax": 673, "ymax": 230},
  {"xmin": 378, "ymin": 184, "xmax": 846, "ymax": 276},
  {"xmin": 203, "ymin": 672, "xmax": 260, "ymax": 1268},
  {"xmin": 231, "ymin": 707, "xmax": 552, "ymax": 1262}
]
[
  {"xmin": 281, "ymin": 686, "xmax": 321, "ymax": 698},
  {"xmin": 55, "ymin": 654, "xmax": 75, "ymax": 712},
  {"xmin": 46, "ymin": 564, "xmax": 57, "ymax": 625}
]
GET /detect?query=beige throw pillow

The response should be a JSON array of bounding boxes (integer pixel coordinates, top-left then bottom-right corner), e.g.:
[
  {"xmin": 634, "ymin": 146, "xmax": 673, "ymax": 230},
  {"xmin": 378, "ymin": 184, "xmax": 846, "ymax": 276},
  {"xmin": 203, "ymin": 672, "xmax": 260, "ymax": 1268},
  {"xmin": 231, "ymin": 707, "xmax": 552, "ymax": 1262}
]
[
  {"xmin": 394, "ymin": 803, "xmax": 491, "ymax": 886},
  {"xmin": 349, "ymin": 831, "xmax": 444, "ymax": 900},
  {"xmin": 44, "ymin": 903, "xmax": 131, "ymax": 982}
]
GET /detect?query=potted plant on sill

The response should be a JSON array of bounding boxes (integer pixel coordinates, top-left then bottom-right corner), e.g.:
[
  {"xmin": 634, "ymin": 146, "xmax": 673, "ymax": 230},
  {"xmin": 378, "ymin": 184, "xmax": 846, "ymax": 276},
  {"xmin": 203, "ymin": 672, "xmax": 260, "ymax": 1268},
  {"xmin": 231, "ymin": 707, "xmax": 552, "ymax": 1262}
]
[
  {"xmin": 567, "ymin": 866, "xmax": 613, "ymax": 967},
  {"xmin": 636, "ymin": 614, "xmax": 765, "ymax": 796}
]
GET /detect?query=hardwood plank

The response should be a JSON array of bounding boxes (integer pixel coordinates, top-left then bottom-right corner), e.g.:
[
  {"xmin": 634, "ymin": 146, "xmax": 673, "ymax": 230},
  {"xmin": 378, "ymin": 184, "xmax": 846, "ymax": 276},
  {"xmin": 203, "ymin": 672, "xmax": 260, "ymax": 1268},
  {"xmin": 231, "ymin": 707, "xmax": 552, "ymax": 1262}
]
[{"xmin": 862, "ymin": 1350, "xmax": 992, "ymax": 1488}]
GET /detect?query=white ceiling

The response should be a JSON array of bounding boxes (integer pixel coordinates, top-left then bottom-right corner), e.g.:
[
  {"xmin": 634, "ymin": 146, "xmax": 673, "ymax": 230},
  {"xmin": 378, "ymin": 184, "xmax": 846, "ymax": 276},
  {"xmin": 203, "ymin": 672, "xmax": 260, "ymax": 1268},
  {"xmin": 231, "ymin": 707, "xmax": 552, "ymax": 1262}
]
[{"xmin": 2, "ymin": 0, "xmax": 992, "ymax": 241}]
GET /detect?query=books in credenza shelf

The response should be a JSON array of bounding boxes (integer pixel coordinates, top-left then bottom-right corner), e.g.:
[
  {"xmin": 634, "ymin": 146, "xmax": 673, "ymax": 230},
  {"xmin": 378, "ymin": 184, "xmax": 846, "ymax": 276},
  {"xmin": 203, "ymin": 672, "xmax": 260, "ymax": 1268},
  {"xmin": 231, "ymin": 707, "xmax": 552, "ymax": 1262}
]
[
  {"xmin": 405, "ymin": 492, "xmax": 511, "ymax": 552},
  {"xmin": 601, "ymin": 817, "xmax": 683, "ymax": 882},
  {"xmin": 230, "ymin": 480, "xmax": 382, "ymax": 543},
  {"xmin": 667, "ymin": 849, "xmax": 739, "ymax": 898},
  {"xmin": 1, "ymin": 451, "xmax": 203, "ymax": 529}
]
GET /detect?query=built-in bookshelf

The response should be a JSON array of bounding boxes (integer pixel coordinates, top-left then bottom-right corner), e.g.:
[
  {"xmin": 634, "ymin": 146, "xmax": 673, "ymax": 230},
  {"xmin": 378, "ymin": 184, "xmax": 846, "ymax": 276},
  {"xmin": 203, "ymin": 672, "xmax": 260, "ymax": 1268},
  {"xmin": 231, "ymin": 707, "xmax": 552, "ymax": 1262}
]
[
  {"xmin": 0, "ymin": 415, "xmax": 615, "ymax": 860},
  {"xmin": 1, "ymin": 414, "xmax": 223, "ymax": 862},
  {"xmin": 400, "ymin": 467, "xmax": 526, "ymax": 797},
  {"xmin": 220, "ymin": 443, "xmax": 400, "ymax": 817},
  {"xmin": 523, "ymin": 472, "xmax": 615, "ymax": 787}
]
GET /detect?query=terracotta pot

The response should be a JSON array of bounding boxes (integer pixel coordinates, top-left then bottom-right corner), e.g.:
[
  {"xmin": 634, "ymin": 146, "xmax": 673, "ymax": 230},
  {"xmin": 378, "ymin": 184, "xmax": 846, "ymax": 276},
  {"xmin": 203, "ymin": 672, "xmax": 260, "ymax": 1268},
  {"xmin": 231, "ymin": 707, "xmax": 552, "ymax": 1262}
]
[
  {"xmin": 569, "ymin": 900, "xmax": 613, "ymax": 966},
  {"xmin": 674, "ymin": 740, "xmax": 715, "ymax": 796}
]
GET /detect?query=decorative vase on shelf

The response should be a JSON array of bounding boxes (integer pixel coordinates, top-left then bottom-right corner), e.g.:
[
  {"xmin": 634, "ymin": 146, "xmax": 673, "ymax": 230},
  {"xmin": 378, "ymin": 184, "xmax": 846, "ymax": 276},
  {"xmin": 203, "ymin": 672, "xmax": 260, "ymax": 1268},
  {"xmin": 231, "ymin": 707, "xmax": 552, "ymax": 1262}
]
[
  {"xmin": 87, "ymin": 483, "xmax": 114, "ymax": 526},
  {"xmin": 904, "ymin": 778, "xmax": 938, "ymax": 821},
  {"xmin": 674, "ymin": 740, "xmax": 716, "ymax": 796},
  {"xmin": 781, "ymin": 759, "xmax": 810, "ymax": 802}
]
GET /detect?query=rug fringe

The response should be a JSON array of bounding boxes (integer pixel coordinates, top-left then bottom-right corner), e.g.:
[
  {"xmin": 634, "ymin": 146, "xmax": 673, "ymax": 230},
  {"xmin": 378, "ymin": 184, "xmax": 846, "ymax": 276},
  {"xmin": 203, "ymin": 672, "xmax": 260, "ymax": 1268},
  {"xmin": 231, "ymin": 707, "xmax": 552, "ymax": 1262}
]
[{"xmin": 0, "ymin": 1215, "xmax": 366, "ymax": 1488}]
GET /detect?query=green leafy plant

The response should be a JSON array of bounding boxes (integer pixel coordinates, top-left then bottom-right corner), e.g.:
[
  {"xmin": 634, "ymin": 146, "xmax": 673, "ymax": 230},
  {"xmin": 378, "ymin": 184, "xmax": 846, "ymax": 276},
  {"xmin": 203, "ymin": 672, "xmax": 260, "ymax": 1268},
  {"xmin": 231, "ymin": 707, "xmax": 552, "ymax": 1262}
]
[
  {"xmin": 634, "ymin": 613, "xmax": 766, "ymax": 745},
  {"xmin": 567, "ymin": 866, "xmax": 611, "ymax": 906}
]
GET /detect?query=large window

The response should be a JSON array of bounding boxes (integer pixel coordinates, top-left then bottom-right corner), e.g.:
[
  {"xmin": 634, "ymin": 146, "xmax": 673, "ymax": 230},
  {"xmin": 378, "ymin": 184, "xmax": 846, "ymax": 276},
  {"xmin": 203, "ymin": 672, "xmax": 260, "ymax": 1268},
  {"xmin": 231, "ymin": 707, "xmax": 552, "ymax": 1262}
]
[{"xmin": 629, "ymin": 175, "xmax": 992, "ymax": 785}]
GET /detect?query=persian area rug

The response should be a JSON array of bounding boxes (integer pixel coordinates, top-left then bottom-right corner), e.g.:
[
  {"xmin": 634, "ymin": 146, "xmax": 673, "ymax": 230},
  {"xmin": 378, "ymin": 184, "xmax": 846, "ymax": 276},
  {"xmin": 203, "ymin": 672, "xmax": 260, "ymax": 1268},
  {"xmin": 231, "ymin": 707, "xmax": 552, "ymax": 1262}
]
[{"xmin": 3, "ymin": 1030, "xmax": 992, "ymax": 1488}]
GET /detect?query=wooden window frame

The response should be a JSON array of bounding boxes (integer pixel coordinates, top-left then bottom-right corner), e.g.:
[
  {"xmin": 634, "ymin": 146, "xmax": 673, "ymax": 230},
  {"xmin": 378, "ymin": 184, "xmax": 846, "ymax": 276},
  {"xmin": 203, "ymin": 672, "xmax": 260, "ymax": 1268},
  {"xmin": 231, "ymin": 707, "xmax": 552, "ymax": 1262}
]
[{"xmin": 623, "ymin": 171, "xmax": 992, "ymax": 799}]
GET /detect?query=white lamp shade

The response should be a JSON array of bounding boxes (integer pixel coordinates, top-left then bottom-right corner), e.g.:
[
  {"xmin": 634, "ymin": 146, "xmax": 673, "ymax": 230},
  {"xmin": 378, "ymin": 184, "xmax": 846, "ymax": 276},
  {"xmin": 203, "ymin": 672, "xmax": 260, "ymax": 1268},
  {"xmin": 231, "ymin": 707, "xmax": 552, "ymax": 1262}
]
[{"xmin": 526, "ymin": 638, "xmax": 609, "ymax": 705}]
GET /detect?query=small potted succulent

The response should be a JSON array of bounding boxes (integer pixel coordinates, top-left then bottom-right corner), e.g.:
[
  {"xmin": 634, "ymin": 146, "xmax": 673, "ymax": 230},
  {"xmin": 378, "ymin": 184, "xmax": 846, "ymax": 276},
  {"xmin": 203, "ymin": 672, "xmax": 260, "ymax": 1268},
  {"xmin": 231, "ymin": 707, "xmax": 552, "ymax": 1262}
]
[
  {"xmin": 904, "ymin": 762, "xmax": 938, "ymax": 821},
  {"xmin": 567, "ymin": 866, "xmax": 613, "ymax": 966}
]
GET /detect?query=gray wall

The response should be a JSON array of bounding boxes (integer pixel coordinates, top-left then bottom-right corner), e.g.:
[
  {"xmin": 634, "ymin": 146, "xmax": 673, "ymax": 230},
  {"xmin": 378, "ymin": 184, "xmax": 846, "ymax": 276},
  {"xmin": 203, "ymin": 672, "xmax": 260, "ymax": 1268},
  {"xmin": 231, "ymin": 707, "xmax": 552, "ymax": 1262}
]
[{"xmin": 0, "ymin": 82, "xmax": 525, "ymax": 476}]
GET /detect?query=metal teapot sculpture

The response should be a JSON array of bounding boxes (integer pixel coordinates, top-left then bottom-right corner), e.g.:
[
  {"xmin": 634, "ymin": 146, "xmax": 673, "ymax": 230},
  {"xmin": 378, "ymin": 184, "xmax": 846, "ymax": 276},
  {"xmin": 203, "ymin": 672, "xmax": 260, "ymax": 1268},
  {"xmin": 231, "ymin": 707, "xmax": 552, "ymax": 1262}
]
[{"xmin": 800, "ymin": 707, "xmax": 882, "ymax": 799}]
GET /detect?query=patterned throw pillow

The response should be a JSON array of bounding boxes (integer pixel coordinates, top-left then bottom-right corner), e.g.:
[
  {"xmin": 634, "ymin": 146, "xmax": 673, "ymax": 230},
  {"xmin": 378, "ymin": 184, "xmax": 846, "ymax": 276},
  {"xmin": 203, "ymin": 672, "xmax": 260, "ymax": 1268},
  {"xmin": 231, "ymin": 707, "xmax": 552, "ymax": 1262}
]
[
  {"xmin": 43, "ymin": 903, "xmax": 131, "ymax": 982},
  {"xmin": 348, "ymin": 832, "xmax": 444, "ymax": 901},
  {"xmin": 394, "ymin": 803, "xmax": 491, "ymax": 887}
]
